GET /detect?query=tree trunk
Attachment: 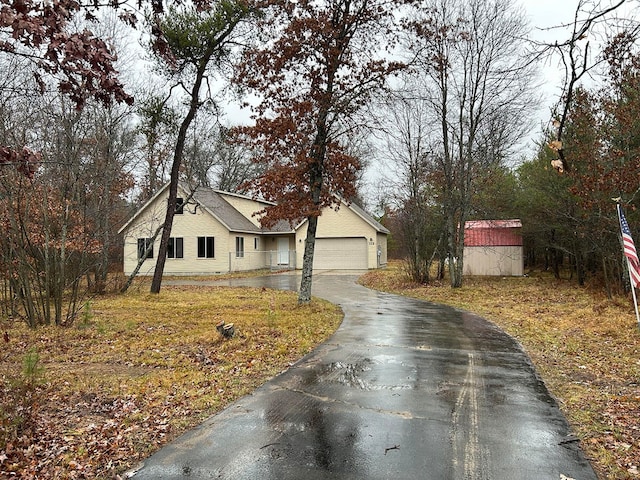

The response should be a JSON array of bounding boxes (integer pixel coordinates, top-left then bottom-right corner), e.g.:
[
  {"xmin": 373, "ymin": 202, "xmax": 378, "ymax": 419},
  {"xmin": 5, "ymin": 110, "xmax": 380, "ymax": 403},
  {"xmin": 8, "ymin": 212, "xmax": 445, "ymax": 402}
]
[
  {"xmin": 150, "ymin": 62, "xmax": 208, "ymax": 294},
  {"xmin": 297, "ymin": 79, "xmax": 330, "ymax": 303},
  {"xmin": 121, "ymin": 223, "xmax": 164, "ymax": 293},
  {"xmin": 299, "ymin": 215, "xmax": 318, "ymax": 304},
  {"xmin": 150, "ymin": 172, "xmax": 179, "ymax": 294},
  {"xmin": 446, "ymin": 206, "xmax": 464, "ymax": 288}
]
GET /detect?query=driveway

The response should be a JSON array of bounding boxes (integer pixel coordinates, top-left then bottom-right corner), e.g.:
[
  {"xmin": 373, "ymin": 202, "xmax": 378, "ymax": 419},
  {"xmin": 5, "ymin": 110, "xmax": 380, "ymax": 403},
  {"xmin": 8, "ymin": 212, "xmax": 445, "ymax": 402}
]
[{"xmin": 129, "ymin": 272, "xmax": 597, "ymax": 479}]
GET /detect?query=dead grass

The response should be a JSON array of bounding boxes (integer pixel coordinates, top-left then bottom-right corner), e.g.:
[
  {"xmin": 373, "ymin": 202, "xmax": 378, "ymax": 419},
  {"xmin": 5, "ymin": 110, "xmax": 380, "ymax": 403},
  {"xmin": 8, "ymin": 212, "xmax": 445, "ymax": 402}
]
[
  {"xmin": 359, "ymin": 260, "xmax": 640, "ymax": 480},
  {"xmin": 0, "ymin": 285, "xmax": 342, "ymax": 479},
  {"xmin": 3, "ymin": 264, "xmax": 639, "ymax": 479}
]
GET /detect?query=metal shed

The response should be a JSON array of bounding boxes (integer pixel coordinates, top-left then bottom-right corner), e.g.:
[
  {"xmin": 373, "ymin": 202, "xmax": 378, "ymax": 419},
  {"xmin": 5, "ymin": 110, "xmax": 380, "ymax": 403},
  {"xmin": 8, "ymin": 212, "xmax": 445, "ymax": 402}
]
[{"xmin": 463, "ymin": 219, "xmax": 524, "ymax": 276}]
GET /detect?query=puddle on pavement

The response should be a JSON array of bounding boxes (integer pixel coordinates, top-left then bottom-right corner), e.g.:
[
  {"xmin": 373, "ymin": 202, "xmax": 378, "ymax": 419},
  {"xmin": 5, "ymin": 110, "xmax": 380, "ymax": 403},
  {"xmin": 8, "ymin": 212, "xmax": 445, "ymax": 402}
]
[
  {"xmin": 318, "ymin": 359, "xmax": 412, "ymax": 391},
  {"xmin": 323, "ymin": 361, "xmax": 373, "ymax": 390}
]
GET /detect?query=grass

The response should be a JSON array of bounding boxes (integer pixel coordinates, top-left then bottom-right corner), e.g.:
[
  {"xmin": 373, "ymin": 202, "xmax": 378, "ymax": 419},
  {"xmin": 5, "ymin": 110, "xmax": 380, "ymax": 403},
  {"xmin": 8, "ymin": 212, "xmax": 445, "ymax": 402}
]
[
  {"xmin": 2, "ymin": 264, "xmax": 640, "ymax": 479},
  {"xmin": 0, "ymin": 284, "xmax": 342, "ymax": 479},
  {"xmin": 359, "ymin": 261, "xmax": 640, "ymax": 480}
]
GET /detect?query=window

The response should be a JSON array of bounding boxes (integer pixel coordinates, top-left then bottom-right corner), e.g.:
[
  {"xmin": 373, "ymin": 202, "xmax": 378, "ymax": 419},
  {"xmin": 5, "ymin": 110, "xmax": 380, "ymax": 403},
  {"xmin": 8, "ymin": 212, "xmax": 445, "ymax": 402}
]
[
  {"xmin": 197, "ymin": 236, "xmax": 215, "ymax": 258},
  {"xmin": 236, "ymin": 236, "xmax": 244, "ymax": 258},
  {"xmin": 174, "ymin": 197, "xmax": 184, "ymax": 215},
  {"xmin": 167, "ymin": 237, "xmax": 184, "ymax": 259},
  {"xmin": 254, "ymin": 238, "xmax": 259, "ymax": 250},
  {"xmin": 137, "ymin": 238, "xmax": 154, "ymax": 260}
]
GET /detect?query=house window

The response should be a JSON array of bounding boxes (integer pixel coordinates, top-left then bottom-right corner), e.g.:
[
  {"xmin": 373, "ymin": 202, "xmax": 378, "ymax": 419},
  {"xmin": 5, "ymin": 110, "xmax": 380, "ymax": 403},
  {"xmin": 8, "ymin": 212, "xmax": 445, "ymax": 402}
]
[
  {"xmin": 197, "ymin": 236, "xmax": 215, "ymax": 258},
  {"xmin": 137, "ymin": 238, "xmax": 154, "ymax": 260},
  {"xmin": 254, "ymin": 238, "xmax": 259, "ymax": 250},
  {"xmin": 174, "ymin": 197, "xmax": 184, "ymax": 215},
  {"xmin": 167, "ymin": 237, "xmax": 184, "ymax": 259},
  {"xmin": 235, "ymin": 236, "xmax": 244, "ymax": 258}
]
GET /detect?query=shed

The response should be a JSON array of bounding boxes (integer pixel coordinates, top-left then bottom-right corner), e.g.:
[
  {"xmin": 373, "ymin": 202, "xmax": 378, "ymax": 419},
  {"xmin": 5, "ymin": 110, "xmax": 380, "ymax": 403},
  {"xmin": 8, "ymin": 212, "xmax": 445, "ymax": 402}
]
[{"xmin": 463, "ymin": 219, "xmax": 523, "ymax": 276}]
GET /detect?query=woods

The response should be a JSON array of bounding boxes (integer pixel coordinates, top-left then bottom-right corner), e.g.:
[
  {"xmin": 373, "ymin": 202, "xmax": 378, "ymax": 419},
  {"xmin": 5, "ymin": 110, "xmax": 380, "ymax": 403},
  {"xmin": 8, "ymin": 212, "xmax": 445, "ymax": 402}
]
[
  {"xmin": 0, "ymin": 0, "xmax": 638, "ymax": 314},
  {"xmin": 1, "ymin": 1, "xmax": 640, "ymax": 478}
]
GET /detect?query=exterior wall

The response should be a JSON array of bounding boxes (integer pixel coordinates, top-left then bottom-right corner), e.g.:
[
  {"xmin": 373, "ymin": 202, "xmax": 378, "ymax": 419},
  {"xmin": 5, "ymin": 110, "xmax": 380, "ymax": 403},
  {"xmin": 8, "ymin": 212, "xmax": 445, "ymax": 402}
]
[
  {"xmin": 376, "ymin": 232, "xmax": 388, "ymax": 267},
  {"xmin": 316, "ymin": 203, "xmax": 376, "ymax": 238},
  {"xmin": 294, "ymin": 226, "xmax": 307, "ymax": 269},
  {"xmin": 122, "ymin": 190, "xmax": 230, "ymax": 275},
  {"xmin": 218, "ymin": 193, "xmax": 268, "ymax": 228},
  {"xmin": 122, "ymin": 200, "xmax": 167, "ymax": 276},
  {"xmin": 228, "ymin": 233, "xmax": 277, "ymax": 272},
  {"xmin": 463, "ymin": 246, "xmax": 523, "ymax": 276},
  {"xmin": 295, "ymin": 203, "xmax": 381, "ymax": 270}
]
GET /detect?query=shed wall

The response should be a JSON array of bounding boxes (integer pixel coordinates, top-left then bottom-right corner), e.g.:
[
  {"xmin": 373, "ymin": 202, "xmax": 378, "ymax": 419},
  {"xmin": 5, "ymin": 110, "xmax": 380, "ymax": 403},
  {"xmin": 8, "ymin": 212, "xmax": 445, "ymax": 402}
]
[{"xmin": 463, "ymin": 246, "xmax": 523, "ymax": 276}]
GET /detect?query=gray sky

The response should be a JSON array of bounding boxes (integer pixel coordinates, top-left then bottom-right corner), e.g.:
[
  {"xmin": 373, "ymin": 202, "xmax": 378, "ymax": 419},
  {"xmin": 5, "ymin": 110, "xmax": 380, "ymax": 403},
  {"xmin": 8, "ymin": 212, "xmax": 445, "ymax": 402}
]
[
  {"xmin": 518, "ymin": 0, "xmax": 638, "ymax": 142},
  {"xmin": 360, "ymin": 0, "xmax": 639, "ymax": 206}
]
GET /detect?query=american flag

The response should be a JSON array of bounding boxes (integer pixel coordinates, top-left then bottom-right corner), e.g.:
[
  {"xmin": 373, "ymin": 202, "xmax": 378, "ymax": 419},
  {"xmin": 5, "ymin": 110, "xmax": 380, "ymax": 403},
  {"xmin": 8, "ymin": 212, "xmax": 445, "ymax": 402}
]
[{"xmin": 619, "ymin": 209, "xmax": 640, "ymax": 288}]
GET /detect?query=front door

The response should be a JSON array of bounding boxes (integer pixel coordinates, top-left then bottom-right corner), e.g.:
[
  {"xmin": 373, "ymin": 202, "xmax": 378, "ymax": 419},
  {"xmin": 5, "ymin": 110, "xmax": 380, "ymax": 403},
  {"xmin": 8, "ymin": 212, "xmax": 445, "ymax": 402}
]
[{"xmin": 277, "ymin": 237, "xmax": 289, "ymax": 265}]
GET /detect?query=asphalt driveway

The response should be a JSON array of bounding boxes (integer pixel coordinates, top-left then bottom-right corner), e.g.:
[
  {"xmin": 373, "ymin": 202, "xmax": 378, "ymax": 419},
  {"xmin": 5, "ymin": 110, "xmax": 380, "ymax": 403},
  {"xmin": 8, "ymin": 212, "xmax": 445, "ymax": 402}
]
[{"xmin": 129, "ymin": 272, "xmax": 597, "ymax": 479}]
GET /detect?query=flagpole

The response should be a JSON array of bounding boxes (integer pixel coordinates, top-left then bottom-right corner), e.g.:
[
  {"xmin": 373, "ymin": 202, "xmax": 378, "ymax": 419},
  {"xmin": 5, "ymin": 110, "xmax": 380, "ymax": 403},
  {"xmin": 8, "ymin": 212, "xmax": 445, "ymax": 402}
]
[
  {"xmin": 616, "ymin": 202, "xmax": 640, "ymax": 327},
  {"xmin": 629, "ymin": 262, "xmax": 640, "ymax": 327}
]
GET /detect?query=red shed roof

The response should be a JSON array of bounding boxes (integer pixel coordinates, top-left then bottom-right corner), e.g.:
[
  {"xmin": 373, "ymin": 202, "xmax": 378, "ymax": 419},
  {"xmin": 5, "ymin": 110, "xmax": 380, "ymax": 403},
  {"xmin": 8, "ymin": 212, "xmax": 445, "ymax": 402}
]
[
  {"xmin": 465, "ymin": 219, "xmax": 522, "ymax": 229},
  {"xmin": 464, "ymin": 219, "xmax": 522, "ymax": 247}
]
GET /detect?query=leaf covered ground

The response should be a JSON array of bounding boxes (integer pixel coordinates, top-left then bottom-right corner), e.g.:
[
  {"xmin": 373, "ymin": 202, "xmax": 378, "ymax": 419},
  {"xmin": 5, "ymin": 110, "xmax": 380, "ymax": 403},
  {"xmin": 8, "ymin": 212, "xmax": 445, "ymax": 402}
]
[
  {"xmin": 359, "ymin": 262, "xmax": 640, "ymax": 480},
  {"xmin": 0, "ymin": 284, "xmax": 342, "ymax": 479},
  {"xmin": 2, "ymin": 267, "xmax": 639, "ymax": 479}
]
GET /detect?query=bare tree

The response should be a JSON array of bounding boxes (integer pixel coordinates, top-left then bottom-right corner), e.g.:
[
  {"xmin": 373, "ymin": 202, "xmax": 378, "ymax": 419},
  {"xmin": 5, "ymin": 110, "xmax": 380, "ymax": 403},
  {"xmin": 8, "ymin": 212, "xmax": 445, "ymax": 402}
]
[
  {"xmin": 375, "ymin": 87, "xmax": 444, "ymax": 283},
  {"xmin": 182, "ymin": 120, "xmax": 262, "ymax": 193},
  {"xmin": 408, "ymin": 0, "xmax": 537, "ymax": 287},
  {"xmin": 134, "ymin": 92, "xmax": 180, "ymax": 203},
  {"xmin": 531, "ymin": 0, "xmax": 638, "ymax": 173}
]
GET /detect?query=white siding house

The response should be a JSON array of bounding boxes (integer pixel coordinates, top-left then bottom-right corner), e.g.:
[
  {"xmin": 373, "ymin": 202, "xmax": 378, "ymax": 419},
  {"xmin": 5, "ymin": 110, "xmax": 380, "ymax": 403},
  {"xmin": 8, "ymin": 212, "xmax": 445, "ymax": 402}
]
[{"xmin": 119, "ymin": 184, "xmax": 389, "ymax": 276}]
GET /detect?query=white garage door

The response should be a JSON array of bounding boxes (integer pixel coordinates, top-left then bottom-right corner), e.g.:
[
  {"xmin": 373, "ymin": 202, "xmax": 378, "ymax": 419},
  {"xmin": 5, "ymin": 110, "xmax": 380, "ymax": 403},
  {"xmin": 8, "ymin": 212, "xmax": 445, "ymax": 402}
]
[{"xmin": 313, "ymin": 238, "xmax": 368, "ymax": 270}]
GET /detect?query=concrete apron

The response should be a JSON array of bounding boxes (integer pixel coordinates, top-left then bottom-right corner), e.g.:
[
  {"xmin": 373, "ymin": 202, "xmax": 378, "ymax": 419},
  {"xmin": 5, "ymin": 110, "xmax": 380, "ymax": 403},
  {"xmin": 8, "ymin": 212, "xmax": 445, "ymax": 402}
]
[{"xmin": 129, "ymin": 273, "xmax": 597, "ymax": 480}]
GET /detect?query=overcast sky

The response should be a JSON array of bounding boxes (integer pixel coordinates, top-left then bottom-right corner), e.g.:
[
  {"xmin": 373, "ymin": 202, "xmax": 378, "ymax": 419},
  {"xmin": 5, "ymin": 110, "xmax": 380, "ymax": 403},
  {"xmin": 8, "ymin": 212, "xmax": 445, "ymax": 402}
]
[
  {"xmin": 517, "ymin": 0, "xmax": 637, "ymax": 146},
  {"xmin": 359, "ymin": 0, "xmax": 639, "ymax": 205}
]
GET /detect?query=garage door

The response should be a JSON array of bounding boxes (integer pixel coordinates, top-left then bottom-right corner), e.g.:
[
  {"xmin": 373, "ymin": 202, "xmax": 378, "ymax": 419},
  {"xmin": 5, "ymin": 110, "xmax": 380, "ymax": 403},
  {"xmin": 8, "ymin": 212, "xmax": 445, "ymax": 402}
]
[{"xmin": 313, "ymin": 238, "xmax": 368, "ymax": 270}]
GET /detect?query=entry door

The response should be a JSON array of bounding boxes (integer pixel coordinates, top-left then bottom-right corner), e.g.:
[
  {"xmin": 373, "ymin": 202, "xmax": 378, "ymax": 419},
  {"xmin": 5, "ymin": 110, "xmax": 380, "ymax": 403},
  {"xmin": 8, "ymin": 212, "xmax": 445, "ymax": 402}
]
[{"xmin": 277, "ymin": 237, "xmax": 289, "ymax": 265}]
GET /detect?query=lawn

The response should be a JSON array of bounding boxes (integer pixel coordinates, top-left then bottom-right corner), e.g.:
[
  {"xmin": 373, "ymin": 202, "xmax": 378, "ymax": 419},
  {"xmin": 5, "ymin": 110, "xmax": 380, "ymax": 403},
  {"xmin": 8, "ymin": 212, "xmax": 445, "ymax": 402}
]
[
  {"xmin": 2, "ymin": 265, "xmax": 639, "ymax": 479},
  {"xmin": 359, "ymin": 261, "xmax": 640, "ymax": 480},
  {"xmin": 0, "ymin": 283, "xmax": 342, "ymax": 478}
]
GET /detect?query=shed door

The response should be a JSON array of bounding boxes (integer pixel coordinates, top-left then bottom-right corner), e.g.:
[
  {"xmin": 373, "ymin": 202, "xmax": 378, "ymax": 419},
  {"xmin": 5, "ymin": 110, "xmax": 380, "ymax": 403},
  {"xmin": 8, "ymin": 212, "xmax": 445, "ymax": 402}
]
[{"xmin": 313, "ymin": 238, "xmax": 367, "ymax": 270}]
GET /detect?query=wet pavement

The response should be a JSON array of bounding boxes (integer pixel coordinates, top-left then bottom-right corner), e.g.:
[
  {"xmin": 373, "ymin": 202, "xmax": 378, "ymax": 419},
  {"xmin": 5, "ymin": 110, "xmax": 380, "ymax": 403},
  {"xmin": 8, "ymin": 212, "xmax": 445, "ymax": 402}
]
[{"xmin": 129, "ymin": 272, "xmax": 597, "ymax": 479}]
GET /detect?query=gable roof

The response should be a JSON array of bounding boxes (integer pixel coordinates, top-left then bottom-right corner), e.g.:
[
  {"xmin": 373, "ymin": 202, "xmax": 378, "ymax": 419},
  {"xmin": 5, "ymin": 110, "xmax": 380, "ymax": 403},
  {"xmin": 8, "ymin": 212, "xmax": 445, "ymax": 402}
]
[
  {"xmin": 190, "ymin": 188, "xmax": 261, "ymax": 234},
  {"xmin": 293, "ymin": 197, "xmax": 390, "ymax": 235},
  {"xmin": 349, "ymin": 200, "xmax": 390, "ymax": 234},
  {"xmin": 119, "ymin": 183, "xmax": 388, "ymax": 236}
]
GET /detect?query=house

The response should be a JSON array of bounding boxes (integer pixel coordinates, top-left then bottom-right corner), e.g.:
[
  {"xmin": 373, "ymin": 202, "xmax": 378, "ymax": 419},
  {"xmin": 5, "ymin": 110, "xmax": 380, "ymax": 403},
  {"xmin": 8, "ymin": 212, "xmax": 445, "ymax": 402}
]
[
  {"xmin": 463, "ymin": 219, "xmax": 524, "ymax": 276},
  {"xmin": 118, "ymin": 183, "xmax": 389, "ymax": 276}
]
